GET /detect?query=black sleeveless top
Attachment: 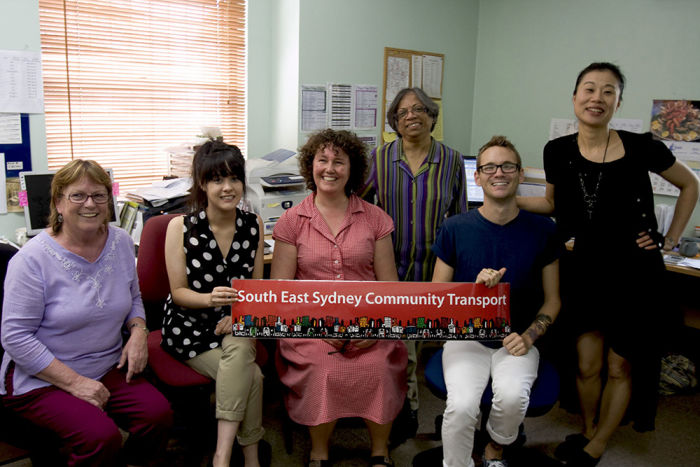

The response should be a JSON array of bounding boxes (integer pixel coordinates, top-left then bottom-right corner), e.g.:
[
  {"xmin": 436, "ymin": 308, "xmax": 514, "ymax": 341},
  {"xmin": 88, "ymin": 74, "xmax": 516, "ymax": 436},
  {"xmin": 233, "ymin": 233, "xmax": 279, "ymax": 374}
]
[{"xmin": 161, "ymin": 208, "xmax": 259, "ymax": 359}]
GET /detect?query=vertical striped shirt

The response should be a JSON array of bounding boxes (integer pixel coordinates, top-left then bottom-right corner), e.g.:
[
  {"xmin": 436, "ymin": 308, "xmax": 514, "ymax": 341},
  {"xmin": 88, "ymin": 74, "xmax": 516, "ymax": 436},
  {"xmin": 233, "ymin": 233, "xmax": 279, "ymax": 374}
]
[{"xmin": 359, "ymin": 138, "xmax": 467, "ymax": 282}]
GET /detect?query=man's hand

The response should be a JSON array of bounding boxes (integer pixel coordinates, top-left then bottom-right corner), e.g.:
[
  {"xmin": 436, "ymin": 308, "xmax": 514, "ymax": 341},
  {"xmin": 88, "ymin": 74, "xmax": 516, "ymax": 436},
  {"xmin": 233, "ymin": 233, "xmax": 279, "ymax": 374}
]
[
  {"xmin": 503, "ymin": 332, "xmax": 532, "ymax": 356},
  {"xmin": 476, "ymin": 267, "xmax": 507, "ymax": 287}
]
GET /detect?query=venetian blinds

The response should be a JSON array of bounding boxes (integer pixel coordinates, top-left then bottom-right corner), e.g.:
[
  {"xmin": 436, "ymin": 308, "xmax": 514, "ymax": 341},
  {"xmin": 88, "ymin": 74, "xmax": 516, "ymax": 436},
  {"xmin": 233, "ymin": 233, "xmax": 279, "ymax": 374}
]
[{"xmin": 39, "ymin": 0, "xmax": 247, "ymax": 192}]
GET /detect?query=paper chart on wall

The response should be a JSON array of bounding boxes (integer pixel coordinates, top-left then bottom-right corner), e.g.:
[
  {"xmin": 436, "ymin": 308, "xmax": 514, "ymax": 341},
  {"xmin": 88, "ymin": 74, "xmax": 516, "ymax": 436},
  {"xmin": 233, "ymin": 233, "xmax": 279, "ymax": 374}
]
[
  {"xmin": 422, "ymin": 55, "xmax": 443, "ymax": 99},
  {"xmin": 354, "ymin": 85, "xmax": 378, "ymax": 129},
  {"xmin": 300, "ymin": 85, "xmax": 328, "ymax": 132},
  {"xmin": 329, "ymin": 84, "xmax": 352, "ymax": 129},
  {"xmin": 386, "ymin": 56, "xmax": 410, "ymax": 108},
  {"xmin": 0, "ymin": 50, "xmax": 45, "ymax": 114}
]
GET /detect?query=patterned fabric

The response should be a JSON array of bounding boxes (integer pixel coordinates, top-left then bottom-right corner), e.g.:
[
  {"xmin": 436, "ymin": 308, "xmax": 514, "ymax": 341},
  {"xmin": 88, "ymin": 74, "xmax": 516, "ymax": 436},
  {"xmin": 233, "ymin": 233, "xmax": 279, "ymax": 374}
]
[
  {"xmin": 161, "ymin": 208, "xmax": 259, "ymax": 360},
  {"xmin": 1, "ymin": 227, "xmax": 144, "ymax": 396},
  {"xmin": 273, "ymin": 193, "xmax": 408, "ymax": 426},
  {"xmin": 359, "ymin": 137, "xmax": 467, "ymax": 282}
]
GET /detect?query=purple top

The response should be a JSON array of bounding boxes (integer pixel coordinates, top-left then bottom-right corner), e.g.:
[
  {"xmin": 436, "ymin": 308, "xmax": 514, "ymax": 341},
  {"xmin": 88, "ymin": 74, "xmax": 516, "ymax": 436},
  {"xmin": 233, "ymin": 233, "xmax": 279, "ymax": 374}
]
[{"xmin": 1, "ymin": 226, "xmax": 145, "ymax": 396}]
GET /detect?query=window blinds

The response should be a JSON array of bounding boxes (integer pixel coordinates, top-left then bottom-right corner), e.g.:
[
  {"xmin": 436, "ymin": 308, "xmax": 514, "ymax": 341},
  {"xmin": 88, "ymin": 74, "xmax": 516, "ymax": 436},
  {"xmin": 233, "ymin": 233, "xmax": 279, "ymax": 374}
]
[{"xmin": 39, "ymin": 0, "xmax": 247, "ymax": 192}]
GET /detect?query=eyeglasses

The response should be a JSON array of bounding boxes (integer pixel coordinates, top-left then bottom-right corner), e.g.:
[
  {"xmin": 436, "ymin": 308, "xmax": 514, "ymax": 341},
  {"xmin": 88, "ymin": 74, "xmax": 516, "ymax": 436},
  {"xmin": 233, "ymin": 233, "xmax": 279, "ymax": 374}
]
[
  {"xmin": 477, "ymin": 162, "xmax": 520, "ymax": 174},
  {"xmin": 64, "ymin": 192, "xmax": 110, "ymax": 204},
  {"xmin": 396, "ymin": 105, "xmax": 428, "ymax": 120}
]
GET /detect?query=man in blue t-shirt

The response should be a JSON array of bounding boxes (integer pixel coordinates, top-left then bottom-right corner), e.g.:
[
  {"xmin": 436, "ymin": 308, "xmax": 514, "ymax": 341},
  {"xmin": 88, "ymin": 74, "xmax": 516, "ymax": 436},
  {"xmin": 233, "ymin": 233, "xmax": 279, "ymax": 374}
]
[{"xmin": 432, "ymin": 136, "xmax": 561, "ymax": 467}]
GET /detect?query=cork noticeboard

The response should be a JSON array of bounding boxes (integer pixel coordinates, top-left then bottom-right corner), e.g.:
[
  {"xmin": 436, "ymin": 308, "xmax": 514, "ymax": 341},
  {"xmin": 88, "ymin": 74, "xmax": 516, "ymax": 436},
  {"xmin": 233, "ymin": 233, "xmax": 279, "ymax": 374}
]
[{"xmin": 382, "ymin": 47, "xmax": 444, "ymax": 145}]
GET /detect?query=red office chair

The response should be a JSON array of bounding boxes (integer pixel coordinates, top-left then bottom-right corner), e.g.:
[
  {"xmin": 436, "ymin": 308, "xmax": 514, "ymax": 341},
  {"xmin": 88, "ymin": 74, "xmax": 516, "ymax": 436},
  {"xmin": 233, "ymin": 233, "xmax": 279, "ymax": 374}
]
[{"xmin": 136, "ymin": 213, "xmax": 268, "ymax": 460}]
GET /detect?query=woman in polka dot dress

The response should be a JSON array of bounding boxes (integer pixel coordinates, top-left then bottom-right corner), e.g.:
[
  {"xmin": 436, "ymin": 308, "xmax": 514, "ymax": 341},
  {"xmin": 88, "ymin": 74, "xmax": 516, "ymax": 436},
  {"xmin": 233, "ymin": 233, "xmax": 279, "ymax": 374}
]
[{"xmin": 161, "ymin": 140, "xmax": 265, "ymax": 467}]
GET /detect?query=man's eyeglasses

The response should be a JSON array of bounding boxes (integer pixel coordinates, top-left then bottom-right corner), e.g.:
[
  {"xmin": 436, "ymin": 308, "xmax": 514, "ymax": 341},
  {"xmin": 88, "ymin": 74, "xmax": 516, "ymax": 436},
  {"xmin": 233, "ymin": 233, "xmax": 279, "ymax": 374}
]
[
  {"xmin": 396, "ymin": 105, "xmax": 428, "ymax": 120},
  {"xmin": 477, "ymin": 162, "xmax": 520, "ymax": 174},
  {"xmin": 64, "ymin": 192, "xmax": 110, "ymax": 204}
]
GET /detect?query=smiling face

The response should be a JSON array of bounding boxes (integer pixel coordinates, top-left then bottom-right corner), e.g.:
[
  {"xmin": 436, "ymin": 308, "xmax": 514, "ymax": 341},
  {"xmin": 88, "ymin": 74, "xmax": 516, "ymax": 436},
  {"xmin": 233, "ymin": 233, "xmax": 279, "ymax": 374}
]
[
  {"xmin": 55, "ymin": 176, "xmax": 110, "ymax": 234},
  {"xmin": 573, "ymin": 69, "xmax": 621, "ymax": 128},
  {"xmin": 203, "ymin": 174, "xmax": 244, "ymax": 212},
  {"xmin": 475, "ymin": 146, "xmax": 524, "ymax": 201},
  {"xmin": 312, "ymin": 144, "xmax": 350, "ymax": 197},
  {"xmin": 396, "ymin": 92, "xmax": 433, "ymax": 141}
]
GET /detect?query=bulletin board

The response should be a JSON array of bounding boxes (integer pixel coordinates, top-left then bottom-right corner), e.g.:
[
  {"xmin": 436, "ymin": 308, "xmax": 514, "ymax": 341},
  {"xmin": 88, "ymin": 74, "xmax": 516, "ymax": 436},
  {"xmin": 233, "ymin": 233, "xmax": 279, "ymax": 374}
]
[{"xmin": 382, "ymin": 47, "xmax": 444, "ymax": 145}]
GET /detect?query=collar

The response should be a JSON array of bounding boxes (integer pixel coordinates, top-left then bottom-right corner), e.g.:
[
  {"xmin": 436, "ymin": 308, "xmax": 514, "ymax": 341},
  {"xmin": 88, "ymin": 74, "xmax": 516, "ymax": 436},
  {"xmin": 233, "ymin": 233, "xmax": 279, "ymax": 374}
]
[
  {"xmin": 296, "ymin": 192, "xmax": 366, "ymax": 219},
  {"xmin": 392, "ymin": 137, "xmax": 439, "ymax": 164}
]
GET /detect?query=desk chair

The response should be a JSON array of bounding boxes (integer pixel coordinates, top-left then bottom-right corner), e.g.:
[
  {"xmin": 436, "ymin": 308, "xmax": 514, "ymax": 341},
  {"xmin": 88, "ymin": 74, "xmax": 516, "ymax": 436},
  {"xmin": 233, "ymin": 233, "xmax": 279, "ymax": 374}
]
[
  {"xmin": 0, "ymin": 242, "xmax": 63, "ymax": 466},
  {"xmin": 414, "ymin": 346, "xmax": 559, "ymax": 466},
  {"xmin": 136, "ymin": 213, "xmax": 268, "ymax": 460}
]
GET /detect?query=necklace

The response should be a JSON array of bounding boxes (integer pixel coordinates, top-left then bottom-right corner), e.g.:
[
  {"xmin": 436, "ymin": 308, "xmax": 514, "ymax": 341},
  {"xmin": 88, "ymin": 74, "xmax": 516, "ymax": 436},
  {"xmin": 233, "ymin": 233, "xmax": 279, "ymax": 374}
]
[{"xmin": 577, "ymin": 131, "xmax": 610, "ymax": 220}]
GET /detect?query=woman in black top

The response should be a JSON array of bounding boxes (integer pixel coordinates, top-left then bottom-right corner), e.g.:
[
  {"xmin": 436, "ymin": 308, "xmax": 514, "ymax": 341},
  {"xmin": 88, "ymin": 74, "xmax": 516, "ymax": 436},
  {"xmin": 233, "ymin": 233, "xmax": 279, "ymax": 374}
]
[{"xmin": 519, "ymin": 62, "xmax": 698, "ymax": 466}]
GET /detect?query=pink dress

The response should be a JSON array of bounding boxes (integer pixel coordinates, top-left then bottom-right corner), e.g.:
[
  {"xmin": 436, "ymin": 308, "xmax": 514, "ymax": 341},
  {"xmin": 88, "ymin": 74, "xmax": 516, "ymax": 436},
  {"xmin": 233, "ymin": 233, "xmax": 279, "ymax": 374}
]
[{"xmin": 273, "ymin": 194, "xmax": 408, "ymax": 426}]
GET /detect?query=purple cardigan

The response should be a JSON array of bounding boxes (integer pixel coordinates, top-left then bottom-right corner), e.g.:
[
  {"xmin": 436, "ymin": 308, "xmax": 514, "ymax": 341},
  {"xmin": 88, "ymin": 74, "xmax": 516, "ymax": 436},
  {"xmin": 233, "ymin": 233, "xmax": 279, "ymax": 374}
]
[{"xmin": 1, "ymin": 226, "xmax": 145, "ymax": 396}]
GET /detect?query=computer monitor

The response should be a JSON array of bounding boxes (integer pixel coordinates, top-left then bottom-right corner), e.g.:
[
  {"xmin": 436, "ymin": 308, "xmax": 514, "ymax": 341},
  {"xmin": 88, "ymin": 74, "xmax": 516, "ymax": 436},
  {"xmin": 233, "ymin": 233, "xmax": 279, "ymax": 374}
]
[
  {"xmin": 19, "ymin": 169, "xmax": 120, "ymax": 237},
  {"xmin": 463, "ymin": 155, "xmax": 484, "ymax": 207}
]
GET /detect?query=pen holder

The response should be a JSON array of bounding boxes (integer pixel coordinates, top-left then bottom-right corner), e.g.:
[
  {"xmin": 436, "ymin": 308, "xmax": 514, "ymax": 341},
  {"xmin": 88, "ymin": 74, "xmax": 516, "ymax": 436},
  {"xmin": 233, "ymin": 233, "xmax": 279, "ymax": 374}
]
[{"xmin": 679, "ymin": 237, "xmax": 699, "ymax": 257}]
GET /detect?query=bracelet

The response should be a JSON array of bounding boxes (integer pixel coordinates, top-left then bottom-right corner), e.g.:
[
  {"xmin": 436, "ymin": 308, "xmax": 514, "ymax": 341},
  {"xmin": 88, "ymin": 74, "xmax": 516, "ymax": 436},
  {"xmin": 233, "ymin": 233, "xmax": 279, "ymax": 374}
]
[{"xmin": 129, "ymin": 323, "xmax": 149, "ymax": 334}]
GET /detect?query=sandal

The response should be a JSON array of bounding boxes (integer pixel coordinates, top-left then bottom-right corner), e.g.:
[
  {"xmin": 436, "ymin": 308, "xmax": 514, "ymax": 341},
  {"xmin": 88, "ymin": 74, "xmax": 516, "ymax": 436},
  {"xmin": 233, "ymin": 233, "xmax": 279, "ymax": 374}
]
[
  {"xmin": 369, "ymin": 455, "xmax": 394, "ymax": 466},
  {"xmin": 554, "ymin": 433, "xmax": 590, "ymax": 461}
]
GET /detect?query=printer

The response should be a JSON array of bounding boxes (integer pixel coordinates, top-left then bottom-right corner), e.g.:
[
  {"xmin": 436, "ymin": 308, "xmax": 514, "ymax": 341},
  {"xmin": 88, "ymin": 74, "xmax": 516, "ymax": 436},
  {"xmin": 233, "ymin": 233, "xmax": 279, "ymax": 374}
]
[{"xmin": 246, "ymin": 149, "xmax": 309, "ymax": 234}]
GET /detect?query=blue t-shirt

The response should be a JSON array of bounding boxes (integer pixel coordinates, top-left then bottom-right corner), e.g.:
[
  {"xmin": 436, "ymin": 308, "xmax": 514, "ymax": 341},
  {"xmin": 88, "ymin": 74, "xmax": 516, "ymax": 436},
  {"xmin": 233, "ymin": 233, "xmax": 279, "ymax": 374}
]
[{"xmin": 432, "ymin": 209, "xmax": 560, "ymax": 334}]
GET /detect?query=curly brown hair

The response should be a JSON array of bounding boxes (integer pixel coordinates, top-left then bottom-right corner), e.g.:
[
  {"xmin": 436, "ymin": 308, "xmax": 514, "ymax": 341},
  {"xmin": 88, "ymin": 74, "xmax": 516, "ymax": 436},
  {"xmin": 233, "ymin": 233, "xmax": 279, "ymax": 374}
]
[{"xmin": 298, "ymin": 129, "xmax": 368, "ymax": 196}]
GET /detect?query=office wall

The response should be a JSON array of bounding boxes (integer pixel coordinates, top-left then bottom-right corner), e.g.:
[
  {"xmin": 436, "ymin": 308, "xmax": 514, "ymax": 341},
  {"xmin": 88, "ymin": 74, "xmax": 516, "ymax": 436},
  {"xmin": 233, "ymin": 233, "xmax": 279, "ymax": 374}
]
[
  {"xmin": 296, "ymin": 0, "xmax": 480, "ymax": 155},
  {"xmin": 0, "ymin": 0, "xmax": 46, "ymax": 240},
  {"xmin": 248, "ymin": 0, "xmax": 300, "ymax": 158},
  {"xmin": 471, "ymin": 0, "xmax": 700, "ymax": 235}
]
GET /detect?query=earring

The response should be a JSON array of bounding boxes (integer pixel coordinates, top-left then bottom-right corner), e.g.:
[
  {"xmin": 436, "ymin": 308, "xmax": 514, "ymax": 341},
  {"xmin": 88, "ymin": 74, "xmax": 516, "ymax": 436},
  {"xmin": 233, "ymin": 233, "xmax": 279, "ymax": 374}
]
[{"xmin": 58, "ymin": 213, "xmax": 63, "ymax": 223}]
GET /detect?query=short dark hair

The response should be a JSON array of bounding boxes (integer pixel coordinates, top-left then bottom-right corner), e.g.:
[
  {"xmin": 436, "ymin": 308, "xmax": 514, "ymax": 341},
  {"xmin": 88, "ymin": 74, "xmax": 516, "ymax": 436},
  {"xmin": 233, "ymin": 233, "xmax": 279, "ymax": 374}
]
[
  {"xmin": 574, "ymin": 62, "xmax": 626, "ymax": 101},
  {"xmin": 50, "ymin": 159, "xmax": 113, "ymax": 234},
  {"xmin": 477, "ymin": 135, "xmax": 522, "ymax": 167},
  {"xmin": 298, "ymin": 129, "xmax": 368, "ymax": 196},
  {"xmin": 189, "ymin": 140, "xmax": 246, "ymax": 212},
  {"xmin": 386, "ymin": 87, "xmax": 439, "ymax": 136}
]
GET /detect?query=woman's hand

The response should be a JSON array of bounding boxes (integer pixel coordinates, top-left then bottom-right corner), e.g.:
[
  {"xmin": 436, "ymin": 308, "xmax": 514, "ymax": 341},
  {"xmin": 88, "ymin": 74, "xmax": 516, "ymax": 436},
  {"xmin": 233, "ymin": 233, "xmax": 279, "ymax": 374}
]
[
  {"xmin": 118, "ymin": 329, "xmax": 148, "ymax": 383},
  {"xmin": 503, "ymin": 332, "xmax": 532, "ymax": 357},
  {"xmin": 69, "ymin": 375, "xmax": 111, "ymax": 409},
  {"xmin": 214, "ymin": 316, "xmax": 233, "ymax": 336},
  {"xmin": 476, "ymin": 267, "xmax": 507, "ymax": 287},
  {"xmin": 636, "ymin": 231, "xmax": 663, "ymax": 250},
  {"xmin": 208, "ymin": 286, "xmax": 239, "ymax": 308}
]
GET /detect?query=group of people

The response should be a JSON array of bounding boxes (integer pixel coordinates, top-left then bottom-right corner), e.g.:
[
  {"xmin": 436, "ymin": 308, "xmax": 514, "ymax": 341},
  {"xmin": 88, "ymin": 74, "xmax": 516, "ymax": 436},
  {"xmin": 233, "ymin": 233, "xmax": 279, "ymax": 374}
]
[{"xmin": 1, "ymin": 61, "xmax": 698, "ymax": 467}]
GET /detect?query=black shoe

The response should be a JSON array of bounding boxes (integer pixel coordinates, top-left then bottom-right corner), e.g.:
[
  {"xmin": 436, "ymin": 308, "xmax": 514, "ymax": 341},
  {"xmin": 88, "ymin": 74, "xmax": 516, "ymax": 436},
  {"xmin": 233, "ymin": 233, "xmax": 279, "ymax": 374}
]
[
  {"xmin": 566, "ymin": 446, "xmax": 601, "ymax": 467},
  {"xmin": 554, "ymin": 433, "xmax": 589, "ymax": 461}
]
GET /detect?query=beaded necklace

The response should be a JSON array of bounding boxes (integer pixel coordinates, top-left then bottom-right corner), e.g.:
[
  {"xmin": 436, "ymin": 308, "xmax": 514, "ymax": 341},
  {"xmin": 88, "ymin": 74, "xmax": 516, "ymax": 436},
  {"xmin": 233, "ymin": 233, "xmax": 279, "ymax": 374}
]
[{"xmin": 577, "ymin": 131, "xmax": 610, "ymax": 220}]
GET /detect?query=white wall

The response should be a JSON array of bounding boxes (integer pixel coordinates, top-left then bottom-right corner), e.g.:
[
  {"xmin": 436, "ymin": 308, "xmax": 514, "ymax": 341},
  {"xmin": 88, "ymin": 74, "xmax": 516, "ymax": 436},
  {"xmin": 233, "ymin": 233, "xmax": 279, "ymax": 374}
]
[
  {"xmin": 296, "ymin": 0, "xmax": 480, "ymax": 155},
  {"xmin": 0, "ymin": 0, "xmax": 46, "ymax": 240},
  {"xmin": 471, "ymin": 0, "xmax": 700, "ymax": 236}
]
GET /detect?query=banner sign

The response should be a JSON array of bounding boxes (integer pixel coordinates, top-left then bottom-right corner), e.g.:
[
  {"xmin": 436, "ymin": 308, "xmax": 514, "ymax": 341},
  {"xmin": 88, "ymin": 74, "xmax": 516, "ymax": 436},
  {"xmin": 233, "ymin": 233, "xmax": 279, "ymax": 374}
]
[{"xmin": 231, "ymin": 279, "xmax": 510, "ymax": 341}]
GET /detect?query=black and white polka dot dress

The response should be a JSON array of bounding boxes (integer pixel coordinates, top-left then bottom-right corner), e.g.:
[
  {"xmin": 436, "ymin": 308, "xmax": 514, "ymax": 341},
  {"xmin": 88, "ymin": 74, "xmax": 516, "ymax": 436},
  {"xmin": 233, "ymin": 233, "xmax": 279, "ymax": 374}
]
[{"xmin": 161, "ymin": 208, "xmax": 259, "ymax": 360}]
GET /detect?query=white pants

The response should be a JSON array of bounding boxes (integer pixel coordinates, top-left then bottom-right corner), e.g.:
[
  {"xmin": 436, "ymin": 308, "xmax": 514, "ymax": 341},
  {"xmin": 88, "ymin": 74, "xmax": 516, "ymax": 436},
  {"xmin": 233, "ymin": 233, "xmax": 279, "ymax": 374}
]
[{"xmin": 441, "ymin": 341, "xmax": 539, "ymax": 467}]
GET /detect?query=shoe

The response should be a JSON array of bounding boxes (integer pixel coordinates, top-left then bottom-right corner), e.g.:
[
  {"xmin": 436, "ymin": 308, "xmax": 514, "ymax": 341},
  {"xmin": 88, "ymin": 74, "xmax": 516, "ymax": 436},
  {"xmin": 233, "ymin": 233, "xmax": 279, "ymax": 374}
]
[
  {"xmin": 369, "ymin": 455, "xmax": 394, "ymax": 466},
  {"xmin": 554, "ymin": 433, "xmax": 589, "ymax": 461},
  {"xmin": 566, "ymin": 446, "xmax": 601, "ymax": 467},
  {"xmin": 481, "ymin": 455, "xmax": 508, "ymax": 467}
]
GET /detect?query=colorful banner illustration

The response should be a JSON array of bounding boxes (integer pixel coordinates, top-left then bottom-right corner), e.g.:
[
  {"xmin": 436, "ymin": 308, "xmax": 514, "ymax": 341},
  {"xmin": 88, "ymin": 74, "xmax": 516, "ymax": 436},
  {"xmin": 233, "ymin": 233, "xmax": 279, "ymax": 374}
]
[{"xmin": 231, "ymin": 279, "xmax": 510, "ymax": 341}]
